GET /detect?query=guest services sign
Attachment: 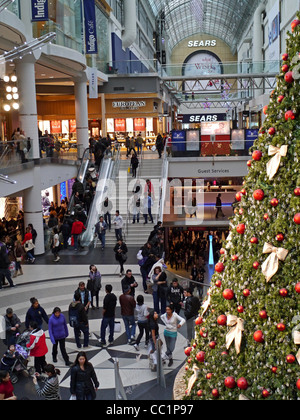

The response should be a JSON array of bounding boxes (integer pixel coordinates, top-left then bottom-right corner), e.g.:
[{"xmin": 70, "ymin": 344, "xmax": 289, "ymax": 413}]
[{"xmin": 31, "ymin": 0, "xmax": 48, "ymax": 21}]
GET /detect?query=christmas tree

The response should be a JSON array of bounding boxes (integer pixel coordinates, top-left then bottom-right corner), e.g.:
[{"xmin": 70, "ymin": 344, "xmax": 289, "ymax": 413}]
[{"xmin": 183, "ymin": 16, "xmax": 300, "ymax": 400}]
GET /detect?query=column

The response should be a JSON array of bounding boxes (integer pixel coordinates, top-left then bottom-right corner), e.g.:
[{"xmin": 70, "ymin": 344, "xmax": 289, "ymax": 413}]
[
  {"xmin": 74, "ymin": 74, "xmax": 89, "ymax": 158},
  {"xmin": 15, "ymin": 55, "xmax": 40, "ymax": 159},
  {"xmin": 23, "ymin": 166, "xmax": 45, "ymax": 255}
]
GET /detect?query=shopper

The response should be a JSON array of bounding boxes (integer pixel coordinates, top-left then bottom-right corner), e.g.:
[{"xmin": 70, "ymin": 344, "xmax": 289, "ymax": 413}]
[
  {"xmin": 136, "ymin": 133, "xmax": 143, "ymax": 155},
  {"xmin": 119, "ymin": 286, "xmax": 136, "ymax": 345},
  {"xmin": 215, "ymin": 193, "xmax": 225, "ymax": 218},
  {"xmin": 114, "ymin": 239, "xmax": 128, "ymax": 277},
  {"xmin": 0, "ymin": 238, "xmax": 15, "ymax": 289},
  {"xmin": 73, "ymin": 282, "xmax": 91, "ymax": 313},
  {"xmin": 87, "ymin": 265, "xmax": 102, "ymax": 309},
  {"xmin": 143, "ymin": 193, "xmax": 154, "ymax": 224},
  {"xmin": 133, "ymin": 295, "xmax": 149, "ymax": 351},
  {"xmin": 52, "ymin": 227, "xmax": 60, "ymax": 262},
  {"xmin": 0, "ymin": 370, "xmax": 17, "ymax": 400},
  {"xmin": 71, "ymin": 218, "xmax": 86, "ymax": 251},
  {"xmin": 121, "ymin": 269, "xmax": 138, "ymax": 297},
  {"xmin": 60, "ymin": 218, "xmax": 71, "ymax": 249},
  {"xmin": 28, "ymin": 223, "xmax": 37, "ymax": 256},
  {"xmin": 4, "ymin": 308, "xmax": 21, "ymax": 347},
  {"xmin": 160, "ymin": 304, "xmax": 185, "ymax": 367},
  {"xmin": 152, "ymin": 266, "xmax": 168, "ymax": 315},
  {"xmin": 167, "ymin": 278, "xmax": 184, "ymax": 314},
  {"xmin": 13, "ymin": 240, "xmax": 25, "ymax": 276},
  {"xmin": 112, "ymin": 210, "xmax": 123, "ymax": 241},
  {"xmin": 183, "ymin": 288, "xmax": 201, "ymax": 346},
  {"xmin": 25, "ymin": 297, "xmax": 49, "ymax": 330},
  {"xmin": 26, "ymin": 321, "xmax": 48, "ymax": 374},
  {"xmin": 69, "ymin": 293, "xmax": 89, "ymax": 349},
  {"xmin": 131, "ymin": 152, "xmax": 139, "ymax": 178},
  {"xmin": 156, "ymin": 134, "xmax": 164, "ymax": 158},
  {"xmin": 102, "ymin": 197, "xmax": 112, "ymax": 231},
  {"xmin": 94, "ymin": 216, "xmax": 107, "ymax": 250},
  {"xmin": 33, "ymin": 364, "xmax": 61, "ymax": 400},
  {"xmin": 148, "ymin": 310, "xmax": 159, "ymax": 371},
  {"xmin": 99, "ymin": 284, "xmax": 117, "ymax": 346},
  {"xmin": 70, "ymin": 352, "xmax": 99, "ymax": 401},
  {"xmin": 48, "ymin": 307, "xmax": 70, "ymax": 366}
]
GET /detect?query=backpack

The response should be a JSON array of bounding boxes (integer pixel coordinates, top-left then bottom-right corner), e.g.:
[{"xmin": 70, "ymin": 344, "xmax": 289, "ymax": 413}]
[{"xmin": 69, "ymin": 306, "xmax": 79, "ymax": 328}]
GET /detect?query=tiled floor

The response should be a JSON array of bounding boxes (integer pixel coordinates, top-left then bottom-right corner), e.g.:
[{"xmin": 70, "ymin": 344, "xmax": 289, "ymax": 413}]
[{"xmin": 0, "ymin": 257, "xmax": 190, "ymax": 401}]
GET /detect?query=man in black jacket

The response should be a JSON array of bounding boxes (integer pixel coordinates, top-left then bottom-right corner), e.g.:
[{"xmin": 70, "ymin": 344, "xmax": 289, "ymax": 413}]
[
  {"xmin": 184, "ymin": 288, "xmax": 201, "ymax": 345},
  {"xmin": 69, "ymin": 292, "xmax": 89, "ymax": 349},
  {"xmin": 0, "ymin": 238, "xmax": 14, "ymax": 289},
  {"xmin": 167, "ymin": 278, "xmax": 184, "ymax": 314},
  {"xmin": 121, "ymin": 269, "xmax": 138, "ymax": 297}
]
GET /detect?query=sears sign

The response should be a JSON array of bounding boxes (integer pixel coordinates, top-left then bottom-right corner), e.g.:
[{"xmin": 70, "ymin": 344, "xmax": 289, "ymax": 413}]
[{"xmin": 178, "ymin": 114, "xmax": 227, "ymax": 123}]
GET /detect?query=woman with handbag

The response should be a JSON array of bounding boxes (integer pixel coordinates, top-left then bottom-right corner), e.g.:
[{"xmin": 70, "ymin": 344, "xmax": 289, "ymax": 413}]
[
  {"xmin": 21, "ymin": 227, "xmax": 35, "ymax": 263},
  {"xmin": 52, "ymin": 227, "xmax": 60, "ymax": 262},
  {"xmin": 113, "ymin": 239, "xmax": 128, "ymax": 277},
  {"xmin": 13, "ymin": 240, "xmax": 25, "ymax": 276}
]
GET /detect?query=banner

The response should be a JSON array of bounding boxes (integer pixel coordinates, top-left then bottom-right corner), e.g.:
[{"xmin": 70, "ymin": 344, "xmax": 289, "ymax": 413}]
[
  {"xmin": 31, "ymin": 0, "xmax": 48, "ymax": 21},
  {"xmin": 89, "ymin": 67, "xmax": 98, "ymax": 99},
  {"xmin": 83, "ymin": 0, "xmax": 98, "ymax": 54}
]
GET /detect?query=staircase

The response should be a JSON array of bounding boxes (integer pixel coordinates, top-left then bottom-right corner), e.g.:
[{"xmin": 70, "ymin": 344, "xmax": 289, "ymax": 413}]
[{"xmin": 97, "ymin": 156, "xmax": 163, "ymax": 248}]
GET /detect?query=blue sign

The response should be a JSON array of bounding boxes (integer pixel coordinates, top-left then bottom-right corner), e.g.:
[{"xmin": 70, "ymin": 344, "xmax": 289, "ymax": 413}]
[
  {"xmin": 60, "ymin": 182, "xmax": 67, "ymax": 202},
  {"xmin": 172, "ymin": 130, "xmax": 186, "ymax": 152},
  {"xmin": 31, "ymin": 0, "xmax": 48, "ymax": 21},
  {"xmin": 83, "ymin": 0, "xmax": 98, "ymax": 55},
  {"xmin": 245, "ymin": 129, "xmax": 259, "ymax": 151}
]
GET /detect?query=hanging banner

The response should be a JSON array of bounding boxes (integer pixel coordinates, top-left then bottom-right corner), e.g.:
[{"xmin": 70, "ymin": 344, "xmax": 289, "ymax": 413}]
[
  {"xmin": 89, "ymin": 67, "xmax": 98, "ymax": 99},
  {"xmin": 31, "ymin": 0, "xmax": 49, "ymax": 21},
  {"xmin": 83, "ymin": 0, "xmax": 98, "ymax": 55}
]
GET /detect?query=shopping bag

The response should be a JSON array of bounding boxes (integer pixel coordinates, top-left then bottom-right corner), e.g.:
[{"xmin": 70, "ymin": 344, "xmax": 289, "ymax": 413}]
[{"xmin": 114, "ymin": 321, "xmax": 121, "ymax": 333}]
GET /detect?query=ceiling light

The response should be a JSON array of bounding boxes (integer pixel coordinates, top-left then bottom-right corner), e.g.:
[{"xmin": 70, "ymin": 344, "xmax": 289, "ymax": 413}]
[
  {"xmin": 10, "ymin": 75, "xmax": 17, "ymax": 82},
  {"xmin": 3, "ymin": 75, "xmax": 9, "ymax": 82},
  {"xmin": 12, "ymin": 103, "xmax": 19, "ymax": 110},
  {"xmin": 3, "ymin": 104, "xmax": 11, "ymax": 111},
  {"xmin": 6, "ymin": 93, "xmax": 12, "ymax": 100}
]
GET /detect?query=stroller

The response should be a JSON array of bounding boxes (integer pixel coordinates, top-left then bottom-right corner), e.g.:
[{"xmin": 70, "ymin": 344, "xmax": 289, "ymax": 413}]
[{"xmin": 0, "ymin": 331, "xmax": 35, "ymax": 384}]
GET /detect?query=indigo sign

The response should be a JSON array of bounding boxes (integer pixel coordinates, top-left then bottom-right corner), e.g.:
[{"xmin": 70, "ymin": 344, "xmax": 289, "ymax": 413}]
[
  {"xmin": 31, "ymin": 0, "xmax": 48, "ymax": 22},
  {"xmin": 83, "ymin": 0, "xmax": 98, "ymax": 55}
]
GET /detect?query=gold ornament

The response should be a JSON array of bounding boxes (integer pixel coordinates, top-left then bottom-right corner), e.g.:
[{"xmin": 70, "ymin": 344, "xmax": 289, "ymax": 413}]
[
  {"xmin": 261, "ymin": 243, "xmax": 289, "ymax": 282},
  {"xmin": 266, "ymin": 145, "xmax": 288, "ymax": 180},
  {"xmin": 226, "ymin": 315, "xmax": 244, "ymax": 355}
]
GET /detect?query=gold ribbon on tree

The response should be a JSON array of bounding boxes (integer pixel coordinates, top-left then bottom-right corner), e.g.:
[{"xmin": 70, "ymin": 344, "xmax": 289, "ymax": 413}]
[
  {"xmin": 266, "ymin": 145, "xmax": 288, "ymax": 180},
  {"xmin": 186, "ymin": 365, "xmax": 200, "ymax": 396},
  {"xmin": 294, "ymin": 331, "xmax": 300, "ymax": 365},
  {"xmin": 201, "ymin": 291, "xmax": 211, "ymax": 317},
  {"xmin": 226, "ymin": 315, "xmax": 244, "ymax": 355},
  {"xmin": 261, "ymin": 243, "xmax": 289, "ymax": 282}
]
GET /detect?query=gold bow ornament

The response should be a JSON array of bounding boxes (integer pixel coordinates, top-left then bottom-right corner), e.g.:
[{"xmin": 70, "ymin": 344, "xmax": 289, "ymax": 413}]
[
  {"xmin": 266, "ymin": 145, "xmax": 288, "ymax": 181},
  {"xmin": 226, "ymin": 315, "xmax": 244, "ymax": 355},
  {"xmin": 261, "ymin": 243, "xmax": 289, "ymax": 282},
  {"xmin": 186, "ymin": 365, "xmax": 200, "ymax": 396},
  {"xmin": 201, "ymin": 290, "xmax": 211, "ymax": 318},
  {"xmin": 294, "ymin": 331, "xmax": 300, "ymax": 365}
]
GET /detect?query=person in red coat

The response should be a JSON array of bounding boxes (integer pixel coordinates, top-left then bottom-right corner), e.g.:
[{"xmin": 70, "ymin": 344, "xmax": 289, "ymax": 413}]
[
  {"xmin": 71, "ymin": 218, "xmax": 86, "ymax": 251},
  {"xmin": 26, "ymin": 322, "xmax": 48, "ymax": 374}
]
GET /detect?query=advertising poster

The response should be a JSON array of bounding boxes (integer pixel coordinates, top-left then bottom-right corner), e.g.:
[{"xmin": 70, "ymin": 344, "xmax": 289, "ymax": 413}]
[
  {"xmin": 245, "ymin": 129, "xmax": 259, "ymax": 150},
  {"xmin": 50, "ymin": 120, "xmax": 62, "ymax": 134},
  {"xmin": 134, "ymin": 118, "xmax": 146, "ymax": 132},
  {"xmin": 172, "ymin": 130, "xmax": 186, "ymax": 152},
  {"xmin": 186, "ymin": 130, "xmax": 200, "ymax": 151},
  {"xmin": 83, "ymin": 0, "xmax": 98, "ymax": 54},
  {"xmin": 69, "ymin": 120, "xmax": 77, "ymax": 134},
  {"xmin": 231, "ymin": 129, "xmax": 245, "ymax": 150},
  {"xmin": 114, "ymin": 119, "xmax": 126, "ymax": 132},
  {"xmin": 31, "ymin": 0, "xmax": 48, "ymax": 21}
]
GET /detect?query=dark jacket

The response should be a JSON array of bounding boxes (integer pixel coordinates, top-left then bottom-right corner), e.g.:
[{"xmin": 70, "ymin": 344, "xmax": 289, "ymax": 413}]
[
  {"xmin": 70, "ymin": 363, "xmax": 99, "ymax": 400},
  {"xmin": 184, "ymin": 296, "xmax": 201, "ymax": 320},
  {"xmin": 68, "ymin": 302, "xmax": 88, "ymax": 326},
  {"xmin": 25, "ymin": 305, "xmax": 49, "ymax": 329},
  {"xmin": 0, "ymin": 243, "xmax": 10, "ymax": 269}
]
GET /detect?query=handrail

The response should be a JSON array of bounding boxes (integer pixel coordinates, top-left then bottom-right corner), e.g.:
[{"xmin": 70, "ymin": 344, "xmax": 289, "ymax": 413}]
[{"xmin": 67, "ymin": 148, "xmax": 90, "ymax": 214}]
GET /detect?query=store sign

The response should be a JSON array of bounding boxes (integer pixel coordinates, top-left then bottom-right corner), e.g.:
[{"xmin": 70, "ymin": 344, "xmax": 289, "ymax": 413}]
[
  {"xmin": 89, "ymin": 68, "xmax": 98, "ymax": 99},
  {"xmin": 83, "ymin": 0, "xmax": 98, "ymax": 54},
  {"xmin": 112, "ymin": 101, "xmax": 146, "ymax": 110},
  {"xmin": 31, "ymin": 0, "xmax": 48, "ymax": 21},
  {"xmin": 188, "ymin": 40, "xmax": 217, "ymax": 48},
  {"xmin": 178, "ymin": 114, "xmax": 227, "ymax": 123}
]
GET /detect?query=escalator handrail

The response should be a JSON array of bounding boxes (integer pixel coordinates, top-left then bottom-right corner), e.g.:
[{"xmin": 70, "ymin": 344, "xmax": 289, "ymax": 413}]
[{"xmin": 67, "ymin": 148, "xmax": 91, "ymax": 214}]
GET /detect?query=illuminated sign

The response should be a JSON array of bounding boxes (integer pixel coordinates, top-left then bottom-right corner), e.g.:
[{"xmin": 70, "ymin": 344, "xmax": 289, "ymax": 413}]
[{"xmin": 188, "ymin": 40, "xmax": 217, "ymax": 48}]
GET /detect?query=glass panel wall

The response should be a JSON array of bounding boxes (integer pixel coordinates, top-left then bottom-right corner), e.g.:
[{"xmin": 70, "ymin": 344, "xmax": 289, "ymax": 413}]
[{"xmin": 7, "ymin": 0, "xmax": 20, "ymax": 18}]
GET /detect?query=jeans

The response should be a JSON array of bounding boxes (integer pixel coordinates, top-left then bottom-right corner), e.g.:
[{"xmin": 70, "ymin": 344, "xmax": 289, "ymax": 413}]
[
  {"xmin": 98, "ymin": 232, "xmax": 106, "ymax": 248},
  {"xmin": 73, "ymin": 234, "xmax": 79, "ymax": 250},
  {"xmin": 100, "ymin": 316, "xmax": 115, "ymax": 344},
  {"xmin": 0, "ymin": 268, "xmax": 14, "ymax": 288},
  {"xmin": 122, "ymin": 315, "xmax": 136, "ymax": 341},
  {"xmin": 115, "ymin": 229, "xmax": 122, "ymax": 241},
  {"xmin": 164, "ymin": 333, "xmax": 177, "ymax": 359},
  {"xmin": 104, "ymin": 213, "xmax": 111, "ymax": 230},
  {"xmin": 153, "ymin": 290, "xmax": 166, "ymax": 315},
  {"xmin": 74, "ymin": 323, "xmax": 89, "ymax": 348},
  {"xmin": 136, "ymin": 321, "xmax": 149, "ymax": 346}
]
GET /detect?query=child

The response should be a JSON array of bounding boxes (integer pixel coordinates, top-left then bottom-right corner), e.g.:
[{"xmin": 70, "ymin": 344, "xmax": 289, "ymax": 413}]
[{"xmin": 0, "ymin": 345, "xmax": 19, "ymax": 371}]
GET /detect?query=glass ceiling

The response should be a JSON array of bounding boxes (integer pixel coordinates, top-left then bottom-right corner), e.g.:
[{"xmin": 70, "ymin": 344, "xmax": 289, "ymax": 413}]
[{"xmin": 147, "ymin": 0, "xmax": 263, "ymax": 53}]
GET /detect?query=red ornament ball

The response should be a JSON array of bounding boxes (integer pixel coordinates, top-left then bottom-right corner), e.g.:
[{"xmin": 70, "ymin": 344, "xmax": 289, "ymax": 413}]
[
  {"xmin": 259, "ymin": 310, "xmax": 268, "ymax": 319},
  {"xmin": 272, "ymin": 366, "xmax": 278, "ymax": 374},
  {"xmin": 224, "ymin": 377, "xmax": 236, "ymax": 389},
  {"xmin": 184, "ymin": 347, "xmax": 192, "ymax": 357},
  {"xmin": 285, "ymin": 110, "xmax": 295, "ymax": 121},
  {"xmin": 253, "ymin": 330, "xmax": 264, "ymax": 343},
  {"xmin": 217, "ymin": 315, "xmax": 227, "ymax": 326},
  {"xmin": 237, "ymin": 377, "xmax": 249, "ymax": 391},
  {"xmin": 231, "ymin": 255, "xmax": 239, "ymax": 262},
  {"xmin": 195, "ymin": 317, "xmax": 203, "ymax": 326},
  {"xmin": 270, "ymin": 198, "xmax": 279, "ymax": 207},
  {"xmin": 253, "ymin": 189, "xmax": 265, "ymax": 201},
  {"xmin": 253, "ymin": 261, "xmax": 260, "ymax": 270},
  {"xmin": 264, "ymin": 213, "xmax": 270, "ymax": 221},
  {"xmin": 294, "ymin": 213, "xmax": 300, "ymax": 225},
  {"xmin": 237, "ymin": 305, "xmax": 244, "ymax": 314},
  {"xmin": 252, "ymin": 150, "xmax": 262, "ymax": 161},
  {"xmin": 295, "ymin": 283, "xmax": 300, "ymax": 294},
  {"xmin": 247, "ymin": 160, "xmax": 252, "ymax": 167},
  {"xmin": 262, "ymin": 389, "xmax": 270, "ymax": 398},
  {"xmin": 277, "ymin": 95, "xmax": 285, "ymax": 103},
  {"xmin": 243, "ymin": 289, "xmax": 251, "ymax": 297},
  {"xmin": 297, "ymin": 379, "xmax": 300, "ymax": 391},
  {"xmin": 197, "ymin": 390, "xmax": 203, "ymax": 397},
  {"xmin": 212, "ymin": 389, "xmax": 219, "ymax": 398},
  {"xmin": 250, "ymin": 237, "xmax": 259, "ymax": 244},
  {"xmin": 196, "ymin": 351, "xmax": 205, "ymax": 363},
  {"xmin": 268, "ymin": 127, "xmax": 276, "ymax": 136},
  {"xmin": 285, "ymin": 71, "xmax": 294, "ymax": 84},
  {"xmin": 215, "ymin": 280, "xmax": 222, "ymax": 288},
  {"xmin": 209, "ymin": 341, "xmax": 216, "ymax": 350},
  {"xmin": 279, "ymin": 288, "xmax": 288, "ymax": 297},
  {"xmin": 235, "ymin": 192, "xmax": 243, "ymax": 202},
  {"xmin": 287, "ymin": 354, "xmax": 296, "ymax": 364},
  {"xmin": 223, "ymin": 289, "xmax": 234, "ymax": 301},
  {"xmin": 294, "ymin": 188, "xmax": 300, "ymax": 196},
  {"xmin": 276, "ymin": 233, "xmax": 285, "ymax": 242},
  {"xmin": 215, "ymin": 262, "xmax": 225, "ymax": 273},
  {"xmin": 282, "ymin": 53, "xmax": 289, "ymax": 61},
  {"xmin": 236, "ymin": 223, "xmax": 246, "ymax": 234},
  {"xmin": 282, "ymin": 64, "xmax": 289, "ymax": 73},
  {"xmin": 291, "ymin": 19, "xmax": 300, "ymax": 32},
  {"xmin": 277, "ymin": 323, "xmax": 286, "ymax": 332}
]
